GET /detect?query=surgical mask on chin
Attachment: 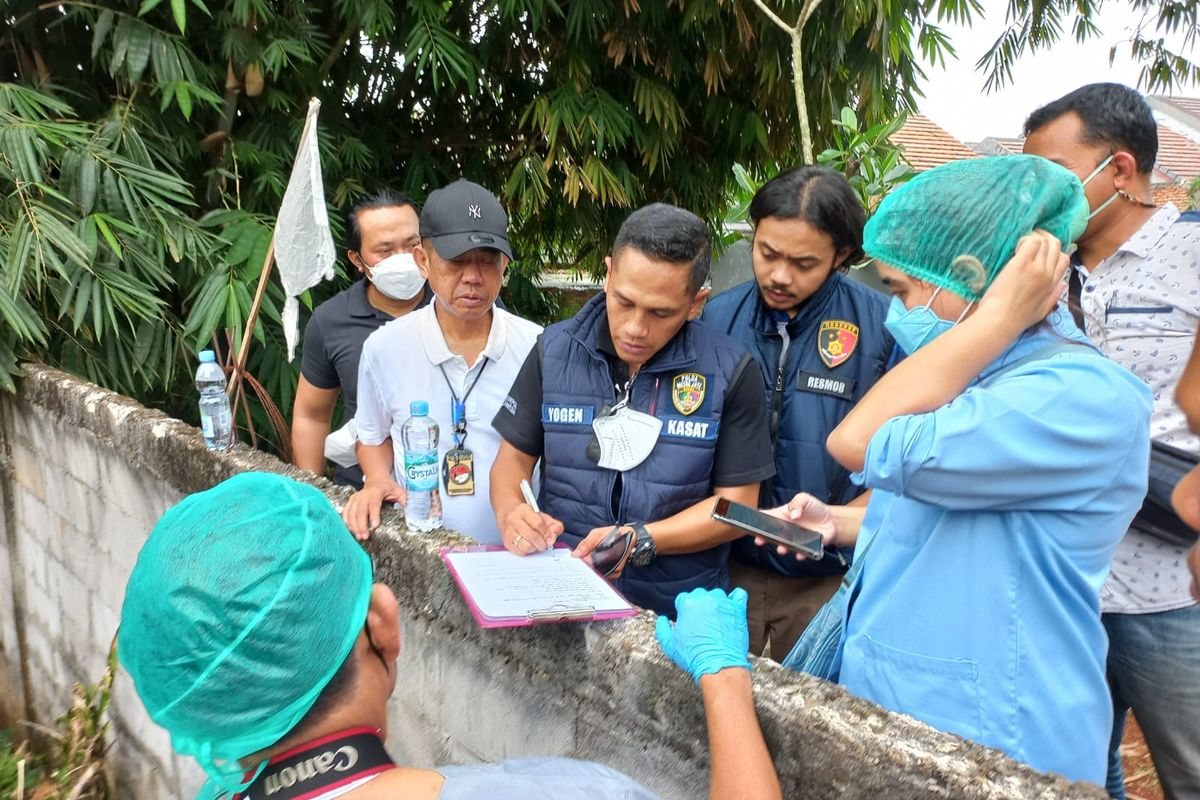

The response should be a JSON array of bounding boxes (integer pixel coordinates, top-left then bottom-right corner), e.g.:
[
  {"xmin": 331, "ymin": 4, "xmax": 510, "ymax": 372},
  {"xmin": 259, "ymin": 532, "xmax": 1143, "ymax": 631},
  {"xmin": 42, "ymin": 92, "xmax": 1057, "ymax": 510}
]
[
  {"xmin": 367, "ymin": 252, "xmax": 424, "ymax": 300},
  {"xmin": 591, "ymin": 403, "xmax": 663, "ymax": 472},
  {"xmin": 884, "ymin": 289, "xmax": 971, "ymax": 355}
]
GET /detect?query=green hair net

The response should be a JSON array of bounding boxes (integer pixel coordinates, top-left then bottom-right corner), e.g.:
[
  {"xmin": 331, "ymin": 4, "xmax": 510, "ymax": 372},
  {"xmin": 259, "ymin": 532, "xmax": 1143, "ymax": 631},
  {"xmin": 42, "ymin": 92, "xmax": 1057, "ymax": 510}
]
[
  {"xmin": 118, "ymin": 472, "xmax": 373, "ymax": 796},
  {"xmin": 863, "ymin": 154, "xmax": 1088, "ymax": 302}
]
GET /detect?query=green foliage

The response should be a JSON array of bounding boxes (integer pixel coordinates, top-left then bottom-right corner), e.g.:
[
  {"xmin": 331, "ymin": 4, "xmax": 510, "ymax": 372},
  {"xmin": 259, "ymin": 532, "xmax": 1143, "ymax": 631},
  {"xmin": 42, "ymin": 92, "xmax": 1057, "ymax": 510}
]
[
  {"xmin": 0, "ymin": 645, "xmax": 115, "ymax": 799},
  {"xmin": 978, "ymin": 0, "xmax": 1199, "ymax": 92},
  {"xmin": 817, "ymin": 108, "xmax": 916, "ymax": 213},
  {"xmin": 0, "ymin": 0, "xmax": 1196, "ymax": 457},
  {"xmin": 721, "ymin": 106, "xmax": 914, "ymax": 250}
]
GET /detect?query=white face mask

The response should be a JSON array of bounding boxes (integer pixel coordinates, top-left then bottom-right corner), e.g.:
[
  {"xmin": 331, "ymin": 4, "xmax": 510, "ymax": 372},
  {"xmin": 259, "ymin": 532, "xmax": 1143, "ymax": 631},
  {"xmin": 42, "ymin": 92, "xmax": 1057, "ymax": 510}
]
[
  {"xmin": 366, "ymin": 252, "xmax": 424, "ymax": 300},
  {"xmin": 592, "ymin": 405, "xmax": 663, "ymax": 472}
]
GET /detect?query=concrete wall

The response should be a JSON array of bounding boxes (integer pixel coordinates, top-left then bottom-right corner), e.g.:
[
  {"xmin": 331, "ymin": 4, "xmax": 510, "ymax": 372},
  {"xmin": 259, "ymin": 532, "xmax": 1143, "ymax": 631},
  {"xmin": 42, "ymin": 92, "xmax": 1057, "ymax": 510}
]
[{"xmin": 0, "ymin": 364, "xmax": 1104, "ymax": 799}]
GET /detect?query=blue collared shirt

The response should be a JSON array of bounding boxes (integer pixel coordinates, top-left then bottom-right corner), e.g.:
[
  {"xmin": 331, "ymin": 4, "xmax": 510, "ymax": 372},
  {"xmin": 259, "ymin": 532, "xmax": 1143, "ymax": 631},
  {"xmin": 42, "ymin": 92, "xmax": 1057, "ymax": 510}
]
[{"xmin": 838, "ymin": 306, "xmax": 1151, "ymax": 784}]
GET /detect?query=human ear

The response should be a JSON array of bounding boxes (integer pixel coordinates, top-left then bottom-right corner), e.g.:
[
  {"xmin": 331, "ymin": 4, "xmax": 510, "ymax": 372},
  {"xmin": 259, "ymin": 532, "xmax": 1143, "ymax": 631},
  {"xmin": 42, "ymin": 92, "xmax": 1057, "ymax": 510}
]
[
  {"xmin": 413, "ymin": 244, "xmax": 431, "ymax": 279},
  {"xmin": 689, "ymin": 286, "xmax": 712, "ymax": 320},
  {"xmin": 365, "ymin": 583, "xmax": 401, "ymax": 664},
  {"xmin": 1111, "ymin": 151, "xmax": 1141, "ymax": 190},
  {"xmin": 833, "ymin": 246, "xmax": 853, "ymax": 269}
]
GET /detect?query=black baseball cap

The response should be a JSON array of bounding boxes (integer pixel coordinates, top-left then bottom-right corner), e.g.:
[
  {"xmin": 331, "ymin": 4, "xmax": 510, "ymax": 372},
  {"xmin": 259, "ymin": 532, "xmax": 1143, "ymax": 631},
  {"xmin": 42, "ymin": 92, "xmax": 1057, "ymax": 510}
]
[{"xmin": 419, "ymin": 179, "xmax": 514, "ymax": 261}]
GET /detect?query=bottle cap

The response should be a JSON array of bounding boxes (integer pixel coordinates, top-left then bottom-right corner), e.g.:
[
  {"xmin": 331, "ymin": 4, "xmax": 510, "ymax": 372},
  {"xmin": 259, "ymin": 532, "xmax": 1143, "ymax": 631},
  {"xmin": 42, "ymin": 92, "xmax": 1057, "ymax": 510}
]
[
  {"xmin": 199, "ymin": 350, "xmax": 216, "ymax": 363},
  {"xmin": 410, "ymin": 401, "xmax": 428, "ymax": 416}
]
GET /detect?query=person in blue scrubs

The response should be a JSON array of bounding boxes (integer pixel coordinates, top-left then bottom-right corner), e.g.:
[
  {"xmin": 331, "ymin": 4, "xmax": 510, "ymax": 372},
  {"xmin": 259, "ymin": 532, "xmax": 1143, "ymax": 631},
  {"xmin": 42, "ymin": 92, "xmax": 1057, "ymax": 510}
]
[{"xmin": 771, "ymin": 156, "xmax": 1152, "ymax": 785}]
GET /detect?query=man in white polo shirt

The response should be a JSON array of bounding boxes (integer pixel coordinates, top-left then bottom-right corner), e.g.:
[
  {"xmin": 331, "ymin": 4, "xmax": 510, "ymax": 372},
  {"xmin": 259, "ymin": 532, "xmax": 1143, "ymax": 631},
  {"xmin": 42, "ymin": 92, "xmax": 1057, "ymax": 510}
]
[{"xmin": 343, "ymin": 180, "xmax": 541, "ymax": 544}]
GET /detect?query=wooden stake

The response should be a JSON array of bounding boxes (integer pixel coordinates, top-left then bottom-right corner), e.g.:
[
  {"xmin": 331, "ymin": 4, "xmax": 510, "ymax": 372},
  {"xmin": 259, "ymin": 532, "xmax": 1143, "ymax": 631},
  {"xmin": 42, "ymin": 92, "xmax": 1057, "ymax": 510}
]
[{"xmin": 226, "ymin": 234, "xmax": 276, "ymax": 399}]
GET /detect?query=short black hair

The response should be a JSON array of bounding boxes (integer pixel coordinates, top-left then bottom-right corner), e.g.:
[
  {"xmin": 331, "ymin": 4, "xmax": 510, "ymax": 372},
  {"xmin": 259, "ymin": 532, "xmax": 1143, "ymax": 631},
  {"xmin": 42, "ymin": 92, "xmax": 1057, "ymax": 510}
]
[
  {"xmin": 748, "ymin": 166, "xmax": 866, "ymax": 270},
  {"xmin": 612, "ymin": 203, "xmax": 711, "ymax": 293},
  {"xmin": 289, "ymin": 645, "xmax": 358, "ymax": 737},
  {"xmin": 346, "ymin": 189, "xmax": 417, "ymax": 252},
  {"xmin": 1023, "ymin": 83, "xmax": 1158, "ymax": 175}
]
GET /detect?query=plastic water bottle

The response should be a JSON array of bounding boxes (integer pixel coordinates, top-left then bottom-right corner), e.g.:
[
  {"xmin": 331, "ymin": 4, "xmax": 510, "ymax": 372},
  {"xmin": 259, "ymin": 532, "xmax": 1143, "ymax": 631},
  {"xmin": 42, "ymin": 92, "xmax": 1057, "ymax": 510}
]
[
  {"xmin": 195, "ymin": 350, "xmax": 234, "ymax": 451},
  {"xmin": 401, "ymin": 401, "xmax": 442, "ymax": 531}
]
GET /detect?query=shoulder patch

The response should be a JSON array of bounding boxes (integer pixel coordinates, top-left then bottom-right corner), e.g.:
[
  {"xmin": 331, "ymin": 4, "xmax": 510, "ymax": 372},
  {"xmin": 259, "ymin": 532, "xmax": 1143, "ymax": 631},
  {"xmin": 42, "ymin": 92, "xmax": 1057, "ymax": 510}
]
[
  {"xmin": 671, "ymin": 372, "xmax": 707, "ymax": 416},
  {"xmin": 817, "ymin": 320, "xmax": 859, "ymax": 369}
]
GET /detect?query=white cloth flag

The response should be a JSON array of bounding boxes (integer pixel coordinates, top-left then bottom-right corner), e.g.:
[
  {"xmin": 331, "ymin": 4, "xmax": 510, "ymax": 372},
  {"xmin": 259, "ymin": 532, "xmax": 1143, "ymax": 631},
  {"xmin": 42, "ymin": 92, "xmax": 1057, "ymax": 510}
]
[{"xmin": 275, "ymin": 98, "xmax": 336, "ymax": 361}]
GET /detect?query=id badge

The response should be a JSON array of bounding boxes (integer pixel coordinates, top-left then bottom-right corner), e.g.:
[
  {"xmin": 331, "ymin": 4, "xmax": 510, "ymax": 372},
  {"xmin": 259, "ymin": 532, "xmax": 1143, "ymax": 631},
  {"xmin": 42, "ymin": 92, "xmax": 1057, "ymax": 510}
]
[{"xmin": 442, "ymin": 447, "xmax": 475, "ymax": 496}]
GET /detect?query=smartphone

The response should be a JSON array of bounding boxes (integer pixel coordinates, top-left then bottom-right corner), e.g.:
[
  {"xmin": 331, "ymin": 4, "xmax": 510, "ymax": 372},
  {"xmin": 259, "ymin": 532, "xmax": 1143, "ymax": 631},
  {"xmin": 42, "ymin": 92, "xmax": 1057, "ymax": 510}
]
[{"xmin": 711, "ymin": 497, "xmax": 825, "ymax": 559}]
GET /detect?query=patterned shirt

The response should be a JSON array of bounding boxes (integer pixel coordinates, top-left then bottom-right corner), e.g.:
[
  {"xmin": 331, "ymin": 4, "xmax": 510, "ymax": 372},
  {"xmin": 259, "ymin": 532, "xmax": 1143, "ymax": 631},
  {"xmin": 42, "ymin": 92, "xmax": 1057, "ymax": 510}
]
[{"xmin": 1077, "ymin": 204, "xmax": 1200, "ymax": 614}]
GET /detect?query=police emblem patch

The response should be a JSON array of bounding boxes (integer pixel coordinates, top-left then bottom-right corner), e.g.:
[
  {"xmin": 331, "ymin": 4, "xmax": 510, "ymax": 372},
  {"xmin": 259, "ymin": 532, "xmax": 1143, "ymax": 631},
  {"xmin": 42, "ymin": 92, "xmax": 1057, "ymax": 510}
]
[
  {"xmin": 671, "ymin": 372, "xmax": 707, "ymax": 416},
  {"xmin": 817, "ymin": 320, "xmax": 859, "ymax": 369}
]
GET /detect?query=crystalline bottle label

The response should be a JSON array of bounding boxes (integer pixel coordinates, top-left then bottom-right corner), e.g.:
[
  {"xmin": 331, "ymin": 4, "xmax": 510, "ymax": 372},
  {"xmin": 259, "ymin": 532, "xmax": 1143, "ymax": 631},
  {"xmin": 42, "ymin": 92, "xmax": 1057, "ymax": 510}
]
[{"xmin": 404, "ymin": 453, "xmax": 439, "ymax": 492}]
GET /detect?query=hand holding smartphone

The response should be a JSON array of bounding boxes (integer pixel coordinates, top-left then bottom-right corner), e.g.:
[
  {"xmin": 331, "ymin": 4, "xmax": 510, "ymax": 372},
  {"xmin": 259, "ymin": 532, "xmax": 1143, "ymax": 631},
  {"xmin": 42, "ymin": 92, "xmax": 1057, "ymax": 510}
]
[{"xmin": 711, "ymin": 497, "xmax": 825, "ymax": 559}]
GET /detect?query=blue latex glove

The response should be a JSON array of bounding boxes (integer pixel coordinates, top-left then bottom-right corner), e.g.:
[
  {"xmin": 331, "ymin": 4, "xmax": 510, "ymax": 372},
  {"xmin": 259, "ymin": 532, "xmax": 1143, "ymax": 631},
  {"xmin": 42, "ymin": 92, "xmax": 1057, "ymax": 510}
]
[{"xmin": 655, "ymin": 587, "xmax": 752, "ymax": 682}]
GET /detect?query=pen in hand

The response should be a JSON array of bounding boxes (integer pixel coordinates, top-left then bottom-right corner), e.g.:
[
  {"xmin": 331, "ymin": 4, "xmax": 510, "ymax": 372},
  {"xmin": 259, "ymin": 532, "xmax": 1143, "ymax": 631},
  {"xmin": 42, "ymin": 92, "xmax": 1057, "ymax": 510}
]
[{"xmin": 519, "ymin": 479, "xmax": 552, "ymax": 551}]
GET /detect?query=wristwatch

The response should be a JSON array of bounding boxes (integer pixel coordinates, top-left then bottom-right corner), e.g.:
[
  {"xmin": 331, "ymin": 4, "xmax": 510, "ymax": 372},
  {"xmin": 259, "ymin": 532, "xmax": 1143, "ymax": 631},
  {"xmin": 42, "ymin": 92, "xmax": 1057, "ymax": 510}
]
[{"xmin": 626, "ymin": 522, "xmax": 657, "ymax": 567}]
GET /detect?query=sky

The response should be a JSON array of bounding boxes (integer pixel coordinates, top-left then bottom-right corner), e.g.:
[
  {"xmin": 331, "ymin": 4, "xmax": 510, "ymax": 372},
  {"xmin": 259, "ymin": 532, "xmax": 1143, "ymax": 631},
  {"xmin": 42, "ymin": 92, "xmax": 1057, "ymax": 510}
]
[{"xmin": 915, "ymin": 0, "xmax": 1200, "ymax": 143}]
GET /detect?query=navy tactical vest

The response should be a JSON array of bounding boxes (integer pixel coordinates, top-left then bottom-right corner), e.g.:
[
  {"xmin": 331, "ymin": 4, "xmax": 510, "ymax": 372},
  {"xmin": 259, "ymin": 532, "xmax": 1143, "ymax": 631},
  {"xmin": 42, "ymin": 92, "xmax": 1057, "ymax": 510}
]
[
  {"xmin": 702, "ymin": 273, "xmax": 894, "ymax": 576},
  {"xmin": 538, "ymin": 293, "xmax": 753, "ymax": 616}
]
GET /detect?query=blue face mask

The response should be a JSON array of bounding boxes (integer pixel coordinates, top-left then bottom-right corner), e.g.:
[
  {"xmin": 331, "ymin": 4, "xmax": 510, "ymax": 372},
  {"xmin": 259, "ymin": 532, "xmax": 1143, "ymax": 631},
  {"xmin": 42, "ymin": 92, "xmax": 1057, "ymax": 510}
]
[{"xmin": 884, "ymin": 289, "xmax": 971, "ymax": 355}]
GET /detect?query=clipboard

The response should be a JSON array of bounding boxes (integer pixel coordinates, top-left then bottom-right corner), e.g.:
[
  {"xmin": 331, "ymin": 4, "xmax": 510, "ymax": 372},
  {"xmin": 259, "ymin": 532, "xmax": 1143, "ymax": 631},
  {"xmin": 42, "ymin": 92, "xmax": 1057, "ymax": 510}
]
[{"xmin": 440, "ymin": 545, "xmax": 638, "ymax": 629}]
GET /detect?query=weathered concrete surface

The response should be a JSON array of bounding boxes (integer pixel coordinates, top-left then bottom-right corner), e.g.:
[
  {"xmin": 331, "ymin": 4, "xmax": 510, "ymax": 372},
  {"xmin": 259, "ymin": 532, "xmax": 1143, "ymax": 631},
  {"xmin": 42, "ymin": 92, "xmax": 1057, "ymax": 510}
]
[{"xmin": 0, "ymin": 363, "xmax": 1105, "ymax": 799}]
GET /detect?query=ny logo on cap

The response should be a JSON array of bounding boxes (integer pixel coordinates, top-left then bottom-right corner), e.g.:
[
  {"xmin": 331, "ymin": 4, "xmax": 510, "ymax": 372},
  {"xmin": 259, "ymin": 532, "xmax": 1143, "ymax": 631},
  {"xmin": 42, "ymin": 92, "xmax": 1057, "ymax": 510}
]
[{"xmin": 468, "ymin": 204, "xmax": 482, "ymax": 219}]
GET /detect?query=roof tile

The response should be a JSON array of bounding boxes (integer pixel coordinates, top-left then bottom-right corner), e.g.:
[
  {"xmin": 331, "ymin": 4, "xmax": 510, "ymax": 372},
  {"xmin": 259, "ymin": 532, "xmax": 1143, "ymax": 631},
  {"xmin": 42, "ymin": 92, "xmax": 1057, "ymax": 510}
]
[
  {"xmin": 889, "ymin": 115, "xmax": 980, "ymax": 171},
  {"xmin": 1156, "ymin": 125, "xmax": 1200, "ymax": 182}
]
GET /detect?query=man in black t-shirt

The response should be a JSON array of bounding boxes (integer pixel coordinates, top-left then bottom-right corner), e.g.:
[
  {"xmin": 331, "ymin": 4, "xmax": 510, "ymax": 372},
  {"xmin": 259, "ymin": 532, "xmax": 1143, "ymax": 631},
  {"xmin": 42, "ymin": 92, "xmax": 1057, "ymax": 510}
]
[
  {"xmin": 292, "ymin": 190, "xmax": 431, "ymax": 488},
  {"xmin": 489, "ymin": 203, "xmax": 775, "ymax": 616}
]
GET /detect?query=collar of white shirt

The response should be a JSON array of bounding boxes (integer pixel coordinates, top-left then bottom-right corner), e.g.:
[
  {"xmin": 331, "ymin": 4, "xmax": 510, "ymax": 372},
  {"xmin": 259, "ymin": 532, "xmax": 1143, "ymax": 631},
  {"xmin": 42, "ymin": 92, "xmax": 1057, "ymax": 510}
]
[
  {"xmin": 1114, "ymin": 202, "xmax": 1181, "ymax": 260},
  {"xmin": 418, "ymin": 302, "xmax": 509, "ymax": 368}
]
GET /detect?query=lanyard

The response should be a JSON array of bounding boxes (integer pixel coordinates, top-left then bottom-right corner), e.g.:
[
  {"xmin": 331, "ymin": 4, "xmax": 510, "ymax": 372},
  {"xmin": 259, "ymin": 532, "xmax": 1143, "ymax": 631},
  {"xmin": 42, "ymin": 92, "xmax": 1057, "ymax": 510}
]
[
  {"xmin": 439, "ymin": 357, "xmax": 489, "ymax": 448},
  {"xmin": 235, "ymin": 727, "xmax": 394, "ymax": 800}
]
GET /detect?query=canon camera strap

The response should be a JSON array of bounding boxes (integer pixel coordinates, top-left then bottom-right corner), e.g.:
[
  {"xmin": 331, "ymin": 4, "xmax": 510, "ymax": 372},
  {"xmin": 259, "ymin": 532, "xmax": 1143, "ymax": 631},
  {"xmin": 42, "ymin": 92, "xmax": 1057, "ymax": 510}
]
[{"xmin": 234, "ymin": 727, "xmax": 394, "ymax": 800}]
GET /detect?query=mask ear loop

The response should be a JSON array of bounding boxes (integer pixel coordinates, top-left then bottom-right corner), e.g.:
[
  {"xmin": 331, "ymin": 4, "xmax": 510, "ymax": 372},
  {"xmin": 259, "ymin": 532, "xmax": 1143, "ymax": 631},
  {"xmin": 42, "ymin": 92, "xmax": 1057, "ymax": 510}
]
[
  {"xmin": 953, "ymin": 301, "xmax": 974, "ymax": 324},
  {"xmin": 926, "ymin": 286, "xmax": 974, "ymax": 325}
]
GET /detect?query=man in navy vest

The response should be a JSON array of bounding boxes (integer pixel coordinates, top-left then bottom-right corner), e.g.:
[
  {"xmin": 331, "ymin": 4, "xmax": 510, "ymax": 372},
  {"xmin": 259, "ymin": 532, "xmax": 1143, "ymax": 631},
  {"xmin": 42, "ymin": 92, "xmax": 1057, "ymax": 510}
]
[
  {"xmin": 490, "ymin": 203, "xmax": 775, "ymax": 617},
  {"xmin": 702, "ymin": 167, "xmax": 894, "ymax": 659}
]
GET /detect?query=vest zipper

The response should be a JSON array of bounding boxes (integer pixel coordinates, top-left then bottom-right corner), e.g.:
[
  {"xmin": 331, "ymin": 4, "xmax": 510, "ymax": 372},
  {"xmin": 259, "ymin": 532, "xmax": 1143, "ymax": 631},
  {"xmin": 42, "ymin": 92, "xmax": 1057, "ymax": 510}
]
[
  {"xmin": 770, "ymin": 320, "xmax": 791, "ymax": 445},
  {"xmin": 609, "ymin": 372, "xmax": 639, "ymax": 521}
]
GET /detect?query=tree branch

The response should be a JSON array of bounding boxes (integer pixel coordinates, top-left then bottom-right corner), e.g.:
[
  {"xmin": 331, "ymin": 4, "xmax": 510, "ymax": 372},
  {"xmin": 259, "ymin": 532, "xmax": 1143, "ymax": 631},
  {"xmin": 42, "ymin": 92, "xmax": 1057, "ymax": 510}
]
[
  {"xmin": 799, "ymin": 0, "xmax": 824, "ymax": 29},
  {"xmin": 749, "ymin": 0, "xmax": 795, "ymax": 34},
  {"xmin": 749, "ymin": 0, "xmax": 822, "ymax": 163}
]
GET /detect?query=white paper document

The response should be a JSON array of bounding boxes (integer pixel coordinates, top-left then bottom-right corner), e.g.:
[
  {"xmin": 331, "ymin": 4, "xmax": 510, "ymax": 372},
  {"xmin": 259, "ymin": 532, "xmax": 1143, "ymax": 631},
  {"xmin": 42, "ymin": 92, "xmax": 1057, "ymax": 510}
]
[{"xmin": 443, "ymin": 548, "xmax": 634, "ymax": 622}]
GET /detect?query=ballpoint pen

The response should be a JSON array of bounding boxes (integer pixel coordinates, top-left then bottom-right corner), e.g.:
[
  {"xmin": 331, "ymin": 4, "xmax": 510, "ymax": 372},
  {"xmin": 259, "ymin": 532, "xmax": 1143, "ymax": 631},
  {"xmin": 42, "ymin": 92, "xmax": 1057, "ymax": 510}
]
[{"xmin": 519, "ymin": 478, "xmax": 552, "ymax": 551}]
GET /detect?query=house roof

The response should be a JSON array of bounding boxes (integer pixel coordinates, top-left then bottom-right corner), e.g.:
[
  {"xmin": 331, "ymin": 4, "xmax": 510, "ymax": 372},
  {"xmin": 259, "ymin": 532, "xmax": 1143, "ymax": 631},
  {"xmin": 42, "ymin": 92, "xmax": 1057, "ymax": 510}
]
[
  {"xmin": 1151, "ymin": 96, "xmax": 1200, "ymax": 125},
  {"xmin": 1156, "ymin": 125, "xmax": 1200, "ymax": 182},
  {"xmin": 988, "ymin": 136, "xmax": 1024, "ymax": 155},
  {"xmin": 889, "ymin": 115, "xmax": 980, "ymax": 171}
]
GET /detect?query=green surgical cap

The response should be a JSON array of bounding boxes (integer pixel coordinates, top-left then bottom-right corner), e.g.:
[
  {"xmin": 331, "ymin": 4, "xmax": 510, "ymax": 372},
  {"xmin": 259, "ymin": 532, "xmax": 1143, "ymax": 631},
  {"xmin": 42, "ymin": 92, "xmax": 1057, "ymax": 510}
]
[
  {"xmin": 863, "ymin": 154, "xmax": 1088, "ymax": 302},
  {"xmin": 118, "ymin": 472, "xmax": 372, "ymax": 795}
]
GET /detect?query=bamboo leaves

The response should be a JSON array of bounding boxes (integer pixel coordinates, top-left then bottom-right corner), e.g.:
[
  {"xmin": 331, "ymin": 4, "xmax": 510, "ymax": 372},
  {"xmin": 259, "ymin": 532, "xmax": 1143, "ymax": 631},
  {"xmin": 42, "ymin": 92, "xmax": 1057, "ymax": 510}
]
[
  {"xmin": 0, "ymin": 79, "xmax": 203, "ymax": 396},
  {"xmin": 405, "ymin": 0, "xmax": 479, "ymax": 92}
]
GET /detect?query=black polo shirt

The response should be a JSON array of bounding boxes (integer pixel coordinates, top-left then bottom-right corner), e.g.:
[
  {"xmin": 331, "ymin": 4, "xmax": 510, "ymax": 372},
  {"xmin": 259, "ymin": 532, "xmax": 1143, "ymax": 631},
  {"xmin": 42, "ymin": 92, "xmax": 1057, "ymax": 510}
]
[
  {"xmin": 300, "ymin": 280, "xmax": 432, "ymax": 418},
  {"xmin": 493, "ymin": 316, "xmax": 774, "ymax": 488}
]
